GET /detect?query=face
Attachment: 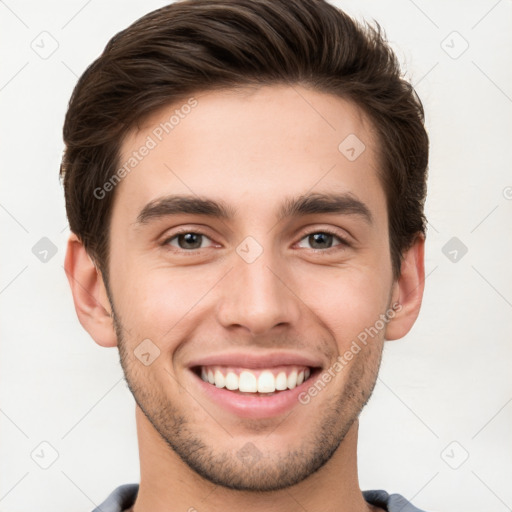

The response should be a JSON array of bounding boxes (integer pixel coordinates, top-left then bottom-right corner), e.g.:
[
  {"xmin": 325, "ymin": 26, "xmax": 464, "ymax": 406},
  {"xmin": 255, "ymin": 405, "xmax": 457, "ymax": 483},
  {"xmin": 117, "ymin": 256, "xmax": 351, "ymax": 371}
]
[{"xmin": 105, "ymin": 85, "xmax": 399, "ymax": 490}]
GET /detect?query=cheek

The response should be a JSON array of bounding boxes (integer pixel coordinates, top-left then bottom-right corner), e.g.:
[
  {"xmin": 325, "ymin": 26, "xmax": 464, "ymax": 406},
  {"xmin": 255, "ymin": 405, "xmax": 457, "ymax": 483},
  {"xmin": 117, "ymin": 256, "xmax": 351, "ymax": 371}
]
[
  {"xmin": 300, "ymin": 266, "xmax": 391, "ymax": 347},
  {"xmin": 111, "ymin": 266, "xmax": 217, "ymax": 340}
]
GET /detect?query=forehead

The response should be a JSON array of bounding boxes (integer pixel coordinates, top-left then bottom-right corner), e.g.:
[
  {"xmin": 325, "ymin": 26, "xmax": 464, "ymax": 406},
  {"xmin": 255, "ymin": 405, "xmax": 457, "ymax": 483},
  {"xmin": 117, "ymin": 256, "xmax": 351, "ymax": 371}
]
[
  {"xmin": 114, "ymin": 84, "xmax": 385, "ymax": 225},
  {"xmin": 127, "ymin": 84, "xmax": 377, "ymax": 161}
]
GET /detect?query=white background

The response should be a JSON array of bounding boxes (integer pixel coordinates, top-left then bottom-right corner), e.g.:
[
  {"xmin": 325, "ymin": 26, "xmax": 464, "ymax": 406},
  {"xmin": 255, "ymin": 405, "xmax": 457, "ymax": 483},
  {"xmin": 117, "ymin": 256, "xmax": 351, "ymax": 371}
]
[{"xmin": 1, "ymin": 1, "xmax": 511, "ymax": 511}]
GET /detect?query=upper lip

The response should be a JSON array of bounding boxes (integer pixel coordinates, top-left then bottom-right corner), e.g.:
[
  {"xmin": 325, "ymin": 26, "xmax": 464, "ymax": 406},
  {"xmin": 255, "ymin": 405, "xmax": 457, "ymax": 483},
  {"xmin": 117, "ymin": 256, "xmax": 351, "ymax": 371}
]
[{"xmin": 187, "ymin": 351, "xmax": 324, "ymax": 370}]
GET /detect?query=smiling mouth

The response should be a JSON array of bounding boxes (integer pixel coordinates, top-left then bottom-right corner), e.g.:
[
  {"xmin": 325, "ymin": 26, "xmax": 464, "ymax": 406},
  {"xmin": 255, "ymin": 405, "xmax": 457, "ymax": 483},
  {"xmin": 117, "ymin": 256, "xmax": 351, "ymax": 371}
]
[{"xmin": 191, "ymin": 365, "xmax": 319, "ymax": 396}]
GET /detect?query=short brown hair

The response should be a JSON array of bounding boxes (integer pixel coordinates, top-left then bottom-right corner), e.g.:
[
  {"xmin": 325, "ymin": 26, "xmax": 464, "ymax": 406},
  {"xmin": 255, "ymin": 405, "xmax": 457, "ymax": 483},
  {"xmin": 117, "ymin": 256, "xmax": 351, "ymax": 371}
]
[{"xmin": 60, "ymin": 0, "xmax": 428, "ymax": 280}]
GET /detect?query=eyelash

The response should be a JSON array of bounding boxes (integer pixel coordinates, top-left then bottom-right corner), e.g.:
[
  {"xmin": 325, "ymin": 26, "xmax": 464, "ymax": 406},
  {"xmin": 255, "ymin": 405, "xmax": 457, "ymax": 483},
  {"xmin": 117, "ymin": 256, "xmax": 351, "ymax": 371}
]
[
  {"xmin": 162, "ymin": 228, "xmax": 350, "ymax": 254},
  {"xmin": 296, "ymin": 230, "xmax": 350, "ymax": 252}
]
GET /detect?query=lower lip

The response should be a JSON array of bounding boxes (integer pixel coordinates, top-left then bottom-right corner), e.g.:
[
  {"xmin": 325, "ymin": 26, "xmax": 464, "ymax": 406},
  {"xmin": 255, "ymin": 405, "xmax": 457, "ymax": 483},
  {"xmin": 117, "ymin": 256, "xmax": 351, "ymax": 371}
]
[{"xmin": 191, "ymin": 369, "xmax": 320, "ymax": 419}]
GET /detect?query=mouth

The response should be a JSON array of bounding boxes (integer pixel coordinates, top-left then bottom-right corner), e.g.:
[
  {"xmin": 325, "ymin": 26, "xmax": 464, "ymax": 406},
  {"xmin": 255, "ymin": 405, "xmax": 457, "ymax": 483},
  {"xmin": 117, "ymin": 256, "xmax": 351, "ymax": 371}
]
[
  {"xmin": 191, "ymin": 364, "xmax": 318, "ymax": 395},
  {"xmin": 188, "ymin": 357, "xmax": 323, "ymax": 419}
]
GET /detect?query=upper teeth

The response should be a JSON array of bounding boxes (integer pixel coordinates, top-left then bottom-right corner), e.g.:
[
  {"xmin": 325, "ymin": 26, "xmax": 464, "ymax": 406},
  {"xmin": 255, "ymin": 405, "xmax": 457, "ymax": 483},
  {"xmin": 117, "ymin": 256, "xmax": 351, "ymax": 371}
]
[{"xmin": 200, "ymin": 366, "xmax": 311, "ymax": 393}]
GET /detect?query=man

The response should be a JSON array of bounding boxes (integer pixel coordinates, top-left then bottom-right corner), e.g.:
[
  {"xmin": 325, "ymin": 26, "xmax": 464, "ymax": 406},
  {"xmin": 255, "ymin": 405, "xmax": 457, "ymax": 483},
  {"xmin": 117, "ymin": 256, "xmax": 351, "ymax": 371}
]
[{"xmin": 61, "ymin": 0, "xmax": 429, "ymax": 511}]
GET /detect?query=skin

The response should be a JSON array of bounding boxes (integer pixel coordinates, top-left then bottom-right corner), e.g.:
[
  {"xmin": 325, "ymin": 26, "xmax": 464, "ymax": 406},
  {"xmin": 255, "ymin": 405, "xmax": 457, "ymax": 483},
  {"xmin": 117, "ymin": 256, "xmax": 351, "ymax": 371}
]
[{"xmin": 65, "ymin": 84, "xmax": 425, "ymax": 512}]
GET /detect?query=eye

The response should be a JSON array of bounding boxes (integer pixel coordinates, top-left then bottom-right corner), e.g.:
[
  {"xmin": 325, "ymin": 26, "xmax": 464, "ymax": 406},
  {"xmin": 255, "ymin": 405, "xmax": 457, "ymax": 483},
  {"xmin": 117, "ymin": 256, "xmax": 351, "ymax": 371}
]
[
  {"xmin": 296, "ymin": 230, "xmax": 349, "ymax": 251},
  {"xmin": 164, "ymin": 231, "xmax": 215, "ymax": 251}
]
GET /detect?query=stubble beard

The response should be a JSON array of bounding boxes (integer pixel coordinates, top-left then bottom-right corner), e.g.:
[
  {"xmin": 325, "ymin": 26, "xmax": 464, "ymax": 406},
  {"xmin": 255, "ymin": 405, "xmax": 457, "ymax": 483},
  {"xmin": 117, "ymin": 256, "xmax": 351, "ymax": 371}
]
[{"xmin": 112, "ymin": 309, "xmax": 383, "ymax": 492}]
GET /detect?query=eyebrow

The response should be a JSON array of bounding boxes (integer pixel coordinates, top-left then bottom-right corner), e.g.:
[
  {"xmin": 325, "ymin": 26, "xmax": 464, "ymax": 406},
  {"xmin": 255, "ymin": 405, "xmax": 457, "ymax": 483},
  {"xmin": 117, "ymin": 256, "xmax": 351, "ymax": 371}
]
[{"xmin": 136, "ymin": 192, "xmax": 373, "ymax": 225}]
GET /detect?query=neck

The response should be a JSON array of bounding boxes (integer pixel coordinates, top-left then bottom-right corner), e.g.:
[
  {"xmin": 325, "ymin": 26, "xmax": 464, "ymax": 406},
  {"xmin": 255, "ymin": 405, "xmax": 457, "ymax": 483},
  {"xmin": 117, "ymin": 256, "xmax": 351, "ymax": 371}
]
[{"xmin": 132, "ymin": 406, "xmax": 374, "ymax": 512}]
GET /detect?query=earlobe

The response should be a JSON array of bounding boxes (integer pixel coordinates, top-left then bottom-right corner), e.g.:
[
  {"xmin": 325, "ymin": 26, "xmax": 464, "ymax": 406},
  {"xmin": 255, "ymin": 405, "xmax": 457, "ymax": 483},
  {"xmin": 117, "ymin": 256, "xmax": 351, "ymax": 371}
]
[
  {"xmin": 385, "ymin": 235, "xmax": 425, "ymax": 341},
  {"xmin": 64, "ymin": 234, "xmax": 118, "ymax": 348}
]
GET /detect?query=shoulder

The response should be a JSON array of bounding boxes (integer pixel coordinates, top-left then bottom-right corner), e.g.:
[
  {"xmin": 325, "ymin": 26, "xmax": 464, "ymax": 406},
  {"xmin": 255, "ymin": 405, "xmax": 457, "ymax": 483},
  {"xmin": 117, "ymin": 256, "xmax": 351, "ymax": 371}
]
[
  {"xmin": 363, "ymin": 489, "xmax": 429, "ymax": 512},
  {"xmin": 91, "ymin": 484, "xmax": 139, "ymax": 512}
]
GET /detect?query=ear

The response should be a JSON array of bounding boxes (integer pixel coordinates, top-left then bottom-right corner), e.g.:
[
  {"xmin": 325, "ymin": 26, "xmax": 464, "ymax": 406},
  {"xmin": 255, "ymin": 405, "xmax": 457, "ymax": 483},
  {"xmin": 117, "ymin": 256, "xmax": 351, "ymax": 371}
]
[
  {"xmin": 385, "ymin": 235, "xmax": 425, "ymax": 341},
  {"xmin": 64, "ymin": 234, "xmax": 117, "ymax": 347}
]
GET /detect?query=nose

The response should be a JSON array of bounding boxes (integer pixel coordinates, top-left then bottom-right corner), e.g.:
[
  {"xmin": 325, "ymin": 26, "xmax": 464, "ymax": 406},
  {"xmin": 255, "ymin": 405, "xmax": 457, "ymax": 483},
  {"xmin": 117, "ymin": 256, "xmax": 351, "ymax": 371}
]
[{"xmin": 216, "ymin": 243, "xmax": 302, "ymax": 337}]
